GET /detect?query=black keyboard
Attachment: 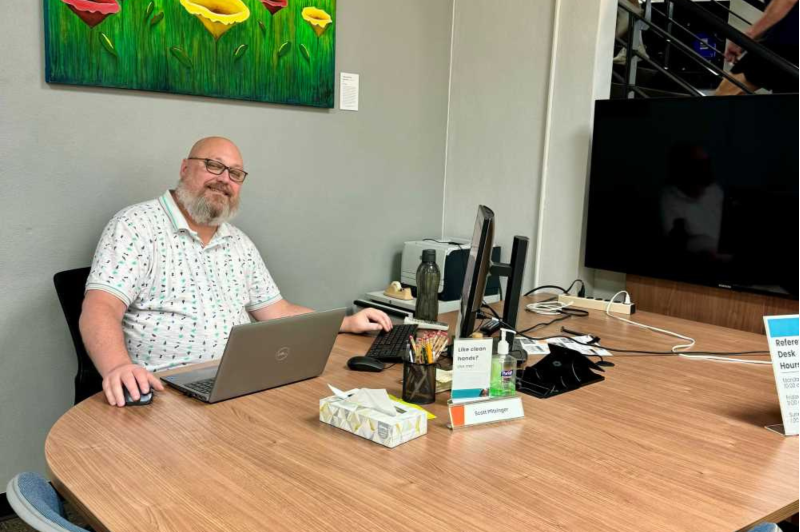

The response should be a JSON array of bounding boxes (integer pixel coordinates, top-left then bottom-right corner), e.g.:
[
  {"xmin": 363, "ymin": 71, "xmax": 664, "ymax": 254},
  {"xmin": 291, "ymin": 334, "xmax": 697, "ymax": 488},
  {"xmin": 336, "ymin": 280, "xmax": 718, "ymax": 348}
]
[
  {"xmin": 184, "ymin": 378, "xmax": 216, "ymax": 395},
  {"xmin": 365, "ymin": 324, "xmax": 418, "ymax": 362}
]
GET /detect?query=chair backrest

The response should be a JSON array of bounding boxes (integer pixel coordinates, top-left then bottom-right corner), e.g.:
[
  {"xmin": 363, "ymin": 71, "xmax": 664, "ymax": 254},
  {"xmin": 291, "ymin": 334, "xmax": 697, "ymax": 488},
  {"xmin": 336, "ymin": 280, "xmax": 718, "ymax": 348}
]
[
  {"xmin": 6, "ymin": 472, "xmax": 90, "ymax": 532},
  {"xmin": 53, "ymin": 267, "xmax": 102, "ymax": 404}
]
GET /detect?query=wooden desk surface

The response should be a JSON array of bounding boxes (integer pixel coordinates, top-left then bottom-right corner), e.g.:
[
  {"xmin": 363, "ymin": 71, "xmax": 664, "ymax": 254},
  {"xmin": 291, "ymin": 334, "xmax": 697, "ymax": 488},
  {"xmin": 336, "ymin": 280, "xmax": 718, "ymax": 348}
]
[{"xmin": 46, "ymin": 299, "xmax": 798, "ymax": 532}]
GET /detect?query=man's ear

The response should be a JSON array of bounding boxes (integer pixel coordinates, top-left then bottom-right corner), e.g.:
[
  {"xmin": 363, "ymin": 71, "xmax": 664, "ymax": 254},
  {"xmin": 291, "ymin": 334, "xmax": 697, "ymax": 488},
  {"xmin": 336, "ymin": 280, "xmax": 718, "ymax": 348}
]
[{"xmin": 179, "ymin": 159, "xmax": 189, "ymax": 179}]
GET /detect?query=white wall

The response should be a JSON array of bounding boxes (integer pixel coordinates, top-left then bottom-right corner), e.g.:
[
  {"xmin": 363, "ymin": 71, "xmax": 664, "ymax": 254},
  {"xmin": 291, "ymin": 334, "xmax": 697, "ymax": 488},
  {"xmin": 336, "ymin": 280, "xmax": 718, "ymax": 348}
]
[
  {"xmin": 536, "ymin": 0, "xmax": 622, "ymax": 297},
  {"xmin": 443, "ymin": 0, "xmax": 556, "ymax": 291},
  {"xmin": 443, "ymin": 0, "xmax": 622, "ymax": 298},
  {"xmin": 0, "ymin": 0, "xmax": 454, "ymax": 488}
]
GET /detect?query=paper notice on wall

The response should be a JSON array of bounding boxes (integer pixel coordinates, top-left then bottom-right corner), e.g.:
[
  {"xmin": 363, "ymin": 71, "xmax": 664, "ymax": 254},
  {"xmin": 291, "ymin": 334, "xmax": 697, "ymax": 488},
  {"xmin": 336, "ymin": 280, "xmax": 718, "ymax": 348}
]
[
  {"xmin": 764, "ymin": 315, "xmax": 799, "ymax": 436},
  {"xmin": 340, "ymin": 72, "xmax": 359, "ymax": 111}
]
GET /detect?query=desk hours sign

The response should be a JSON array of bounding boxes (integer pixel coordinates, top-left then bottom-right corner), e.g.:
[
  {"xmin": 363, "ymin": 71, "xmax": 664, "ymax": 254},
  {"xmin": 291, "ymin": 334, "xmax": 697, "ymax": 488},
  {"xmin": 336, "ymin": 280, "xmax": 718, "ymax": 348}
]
[{"xmin": 764, "ymin": 315, "xmax": 799, "ymax": 436}]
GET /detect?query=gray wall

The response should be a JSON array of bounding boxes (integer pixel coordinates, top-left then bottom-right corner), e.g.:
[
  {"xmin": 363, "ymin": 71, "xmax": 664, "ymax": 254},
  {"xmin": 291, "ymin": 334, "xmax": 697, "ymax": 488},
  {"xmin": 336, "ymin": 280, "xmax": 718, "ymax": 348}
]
[
  {"xmin": 0, "ymin": 0, "xmax": 453, "ymax": 488},
  {"xmin": 443, "ymin": 0, "xmax": 556, "ymax": 291}
]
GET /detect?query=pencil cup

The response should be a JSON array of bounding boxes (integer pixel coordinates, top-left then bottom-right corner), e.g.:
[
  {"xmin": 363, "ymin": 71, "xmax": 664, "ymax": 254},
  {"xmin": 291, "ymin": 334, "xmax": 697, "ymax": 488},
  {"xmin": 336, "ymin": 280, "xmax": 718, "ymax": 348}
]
[{"xmin": 402, "ymin": 363, "xmax": 436, "ymax": 405}]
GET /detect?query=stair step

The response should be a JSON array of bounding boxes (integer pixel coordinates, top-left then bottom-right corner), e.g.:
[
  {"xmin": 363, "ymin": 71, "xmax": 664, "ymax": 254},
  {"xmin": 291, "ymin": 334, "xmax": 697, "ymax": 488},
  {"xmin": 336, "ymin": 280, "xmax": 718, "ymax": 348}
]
[{"xmin": 610, "ymin": 82, "xmax": 692, "ymax": 99}]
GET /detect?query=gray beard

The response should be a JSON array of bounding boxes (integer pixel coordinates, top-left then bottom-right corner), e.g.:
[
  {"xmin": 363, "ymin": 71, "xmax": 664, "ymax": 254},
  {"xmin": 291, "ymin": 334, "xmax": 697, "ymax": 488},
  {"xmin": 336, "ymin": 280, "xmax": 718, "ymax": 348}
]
[{"xmin": 175, "ymin": 181, "xmax": 239, "ymax": 227}]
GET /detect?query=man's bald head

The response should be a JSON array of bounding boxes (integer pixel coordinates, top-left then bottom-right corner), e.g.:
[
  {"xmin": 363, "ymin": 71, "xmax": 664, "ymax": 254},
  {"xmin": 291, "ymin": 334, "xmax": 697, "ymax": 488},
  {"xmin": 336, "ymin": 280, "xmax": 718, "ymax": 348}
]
[{"xmin": 187, "ymin": 137, "xmax": 243, "ymax": 166}]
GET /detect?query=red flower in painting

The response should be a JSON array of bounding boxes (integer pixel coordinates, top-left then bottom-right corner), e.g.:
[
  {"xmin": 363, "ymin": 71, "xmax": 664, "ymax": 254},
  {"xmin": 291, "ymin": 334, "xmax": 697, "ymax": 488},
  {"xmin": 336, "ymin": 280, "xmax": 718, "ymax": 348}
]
[
  {"xmin": 260, "ymin": 0, "xmax": 287, "ymax": 16},
  {"xmin": 60, "ymin": 0, "xmax": 120, "ymax": 28}
]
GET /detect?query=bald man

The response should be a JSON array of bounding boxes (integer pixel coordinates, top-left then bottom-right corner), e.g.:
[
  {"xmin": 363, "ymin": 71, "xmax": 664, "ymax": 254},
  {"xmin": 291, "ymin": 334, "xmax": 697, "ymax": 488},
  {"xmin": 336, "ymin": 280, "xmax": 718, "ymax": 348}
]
[{"xmin": 80, "ymin": 137, "xmax": 392, "ymax": 407}]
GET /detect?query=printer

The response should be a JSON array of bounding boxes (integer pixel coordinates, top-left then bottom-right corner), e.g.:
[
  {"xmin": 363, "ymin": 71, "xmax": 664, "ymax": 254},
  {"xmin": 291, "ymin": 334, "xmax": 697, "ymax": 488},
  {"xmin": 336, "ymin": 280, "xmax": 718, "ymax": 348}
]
[
  {"xmin": 400, "ymin": 239, "xmax": 502, "ymax": 300},
  {"xmin": 355, "ymin": 238, "xmax": 502, "ymax": 318}
]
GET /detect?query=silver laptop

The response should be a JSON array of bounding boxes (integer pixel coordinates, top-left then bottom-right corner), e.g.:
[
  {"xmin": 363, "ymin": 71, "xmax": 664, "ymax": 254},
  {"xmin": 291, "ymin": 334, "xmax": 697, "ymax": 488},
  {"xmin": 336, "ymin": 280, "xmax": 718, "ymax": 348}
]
[{"xmin": 161, "ymin": 308, "xmax": 346, "ymax": 403}]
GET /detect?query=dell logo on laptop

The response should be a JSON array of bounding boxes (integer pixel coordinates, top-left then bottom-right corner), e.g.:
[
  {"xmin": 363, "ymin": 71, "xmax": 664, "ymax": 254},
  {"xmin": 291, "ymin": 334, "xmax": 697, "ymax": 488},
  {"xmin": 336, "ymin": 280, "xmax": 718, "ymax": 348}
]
[{"xmin": 275, "ymin": 347, "xmax": 291, "ymax": 361}]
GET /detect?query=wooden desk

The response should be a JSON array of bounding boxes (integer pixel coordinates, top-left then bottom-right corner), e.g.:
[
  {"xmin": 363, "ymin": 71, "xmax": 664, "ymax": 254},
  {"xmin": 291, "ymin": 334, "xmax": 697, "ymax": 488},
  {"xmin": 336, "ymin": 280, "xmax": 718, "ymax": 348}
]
[{"xmin": 46, "ymin": 299, "xmax": 798, "ymax": 532}]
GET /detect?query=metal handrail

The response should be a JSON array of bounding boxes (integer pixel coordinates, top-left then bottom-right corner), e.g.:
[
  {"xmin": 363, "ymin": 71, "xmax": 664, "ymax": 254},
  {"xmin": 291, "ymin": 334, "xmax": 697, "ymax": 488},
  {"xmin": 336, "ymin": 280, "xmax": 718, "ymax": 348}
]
[
  {"xmin": 670, "ymin": 0, "xmax": 798, "ymax": 78},
  {"xmin": 616, "ymin": 37, "xmax": 705, "ymax": 96},
  {"xmin": 612, "ymin": 71, "xmax": 651, "ymax": 98},
  {"xmin": 708, "ymin": 0, "xmax": 755, "ymax": 27},
  {"xmin": 653, "ymin": 11, "xmax": 727, "ymax": 58},
  {"xmin": 618, "ymin": 1, "xmax": 754, "ymax": 94},
  {"xmin": 622, "ymin": 12, "xmax": 637, "ymax": 97}
]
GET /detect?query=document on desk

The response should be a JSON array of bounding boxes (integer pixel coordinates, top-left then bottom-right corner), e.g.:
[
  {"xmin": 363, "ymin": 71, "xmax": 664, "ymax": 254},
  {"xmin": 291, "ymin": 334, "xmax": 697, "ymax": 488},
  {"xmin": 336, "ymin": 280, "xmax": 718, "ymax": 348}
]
[
  {"xmin": 547, "ymin": 336, "xmax": 612, "ymax": 358},
  {"xmin": 764, "ymin": 315, "xmax": 799, "ymax": 436},
  {"xmin": 518, "ymin": 338, "xmax": 550, "ymax": 355}
]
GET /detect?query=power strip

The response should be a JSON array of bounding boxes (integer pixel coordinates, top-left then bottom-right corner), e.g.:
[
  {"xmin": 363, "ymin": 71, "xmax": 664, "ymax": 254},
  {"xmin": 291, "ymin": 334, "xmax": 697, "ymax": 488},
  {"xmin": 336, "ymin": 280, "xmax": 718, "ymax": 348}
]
[{"xmin": 557, "ymin": 294, "xmax": 635, "ymax": 315}]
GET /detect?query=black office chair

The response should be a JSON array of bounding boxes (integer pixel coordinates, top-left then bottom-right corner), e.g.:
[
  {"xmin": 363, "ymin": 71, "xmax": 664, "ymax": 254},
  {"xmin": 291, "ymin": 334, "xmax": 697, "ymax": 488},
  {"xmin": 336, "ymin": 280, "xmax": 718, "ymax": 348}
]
[{"xmin": 53, "ymin": 267, "xmax": 102, "ymax": 405}]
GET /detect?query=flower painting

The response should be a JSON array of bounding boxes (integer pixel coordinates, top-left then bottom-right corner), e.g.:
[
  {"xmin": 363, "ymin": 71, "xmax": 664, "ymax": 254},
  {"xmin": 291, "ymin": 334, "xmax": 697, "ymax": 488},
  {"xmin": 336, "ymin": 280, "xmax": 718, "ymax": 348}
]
[{"xmin": 44, "ymin": 0, "xmax": 336, "ymax": 107}]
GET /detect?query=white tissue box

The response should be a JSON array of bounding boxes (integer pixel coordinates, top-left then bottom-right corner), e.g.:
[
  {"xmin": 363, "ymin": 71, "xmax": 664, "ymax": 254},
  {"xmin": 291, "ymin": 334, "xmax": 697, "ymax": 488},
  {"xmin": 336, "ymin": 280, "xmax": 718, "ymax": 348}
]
[{"xmin": 319, "ymin": 395, "xmax": 428, "ymax": 448}]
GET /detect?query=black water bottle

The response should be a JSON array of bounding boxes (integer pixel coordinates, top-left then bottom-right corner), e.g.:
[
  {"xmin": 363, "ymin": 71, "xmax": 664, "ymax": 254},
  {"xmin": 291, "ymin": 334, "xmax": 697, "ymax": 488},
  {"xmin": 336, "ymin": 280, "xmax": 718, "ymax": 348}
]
[{"xmin": 415, "ymin": 249, "xmax": 440, "ymax": 321}]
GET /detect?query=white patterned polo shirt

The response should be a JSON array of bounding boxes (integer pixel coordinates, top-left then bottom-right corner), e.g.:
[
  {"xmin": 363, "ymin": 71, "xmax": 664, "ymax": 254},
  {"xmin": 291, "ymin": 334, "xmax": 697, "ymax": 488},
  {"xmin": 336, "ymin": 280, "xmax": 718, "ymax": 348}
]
[{"xmin": 86, "ymin": 191, "xmax": 282, "ymax": 372}]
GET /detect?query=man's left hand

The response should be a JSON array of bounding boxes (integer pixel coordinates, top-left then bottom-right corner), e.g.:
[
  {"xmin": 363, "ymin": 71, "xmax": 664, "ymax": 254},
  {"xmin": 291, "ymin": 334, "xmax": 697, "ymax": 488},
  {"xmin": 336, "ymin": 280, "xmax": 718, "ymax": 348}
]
[{"xmin": 341, "ymin": 308, "xmax": 393, "ymax": 334}]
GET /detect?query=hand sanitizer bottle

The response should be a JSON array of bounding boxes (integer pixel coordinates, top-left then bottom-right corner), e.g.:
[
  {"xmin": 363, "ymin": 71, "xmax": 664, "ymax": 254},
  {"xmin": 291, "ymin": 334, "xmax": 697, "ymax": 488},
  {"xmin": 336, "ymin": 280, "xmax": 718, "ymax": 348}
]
[{"xmin": 490, "ymin": 329, "xmax": 516, "ymax": 397}]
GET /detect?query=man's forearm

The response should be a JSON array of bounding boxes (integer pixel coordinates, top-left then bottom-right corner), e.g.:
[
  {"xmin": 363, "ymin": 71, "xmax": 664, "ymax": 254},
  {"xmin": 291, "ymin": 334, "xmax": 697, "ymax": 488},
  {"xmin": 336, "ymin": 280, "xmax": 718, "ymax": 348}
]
[
  {"xmin": 748, "ymin": 0, "xmax": 796, "ymax": 39},
  {"xmin": 280, "ymin": 302, "xmax": 314, "ymax": 316},
  {"xmin": 79, "ymin": 307, "xmax": 132, "ymax": 377},
  {"xmin": 250, "ymin": 299, "xmax": 313, "ymax": 322}
]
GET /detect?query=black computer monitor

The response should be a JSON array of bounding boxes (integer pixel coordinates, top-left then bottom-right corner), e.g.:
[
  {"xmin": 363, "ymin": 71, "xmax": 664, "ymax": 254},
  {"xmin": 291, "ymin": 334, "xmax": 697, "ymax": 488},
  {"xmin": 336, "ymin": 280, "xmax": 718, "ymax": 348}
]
[
  {"xmin": 458, "ymin": 206, "xmax": 529, "ymax": 340},
  {"xmin": 458, "ymin": 206, "xmax": 495, "ymax": 339}
]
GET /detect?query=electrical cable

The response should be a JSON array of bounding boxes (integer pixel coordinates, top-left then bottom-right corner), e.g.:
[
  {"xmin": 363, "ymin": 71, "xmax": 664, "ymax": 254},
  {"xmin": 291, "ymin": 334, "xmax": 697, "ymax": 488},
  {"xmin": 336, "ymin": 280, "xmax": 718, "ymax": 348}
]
[
  {"xmin": 605, "ymin": 290, "xmax": 696, "ymax": 352},
  {"xmin": 557, "ymin": 334, "xmax": 770, "ymax": 365},
  {"xmin": 564, "ymin": 337, "xmax": 769, "ymax": 356},
  {"xmin": 518, "ymin": 306, "xmax": 589, "ymax": 334},
  {"xmin": 600, "ymin": 291, "xmax": 770, "ymax": 365},
  {"xmin": 524, "ymin": 279, "xmax": 585, "ymax": 298},
  {"xmin": 475, "ymin": 312, "xmax": 769, "ymax": 365},
  {"xmin": 480, "ymin": 301, "xmax": 500, "ymax": 319},
  {"xmin": 477, "ymin": 303, "xmax": 588, "ymax": 339},
  {"xmin": 517, "ymin": 313, "xmax": 573, "ymax": 334},
  {"xmin": 481, "ymin": 283, "xmax": 766, "ymax": 365},
  {"xmin": 524, "ymin": 280, "xmax": 584, "ymax": 315}
]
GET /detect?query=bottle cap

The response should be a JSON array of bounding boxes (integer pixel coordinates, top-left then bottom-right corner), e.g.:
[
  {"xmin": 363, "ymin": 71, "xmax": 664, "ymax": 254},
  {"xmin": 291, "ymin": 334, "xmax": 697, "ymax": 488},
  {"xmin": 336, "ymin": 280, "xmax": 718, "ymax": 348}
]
[
  {"xmin": 498, "ymin": 328, "xmax": 511, "ymax": 355},
  {"xmin": 421, "ymin": 249, "xmax": 436, "ymax": 263}
]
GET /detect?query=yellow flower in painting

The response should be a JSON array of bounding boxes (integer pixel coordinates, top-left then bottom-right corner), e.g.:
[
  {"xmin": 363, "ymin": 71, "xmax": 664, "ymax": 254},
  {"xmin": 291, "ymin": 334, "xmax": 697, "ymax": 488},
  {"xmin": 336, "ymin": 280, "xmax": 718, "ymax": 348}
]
[
  {"xmin": 180, "ymin": 0, "xmax": 250, "ymax": 41},
  {"xmin": 301, "ymin": 7, "xmax": 332, "ymax": 37}
]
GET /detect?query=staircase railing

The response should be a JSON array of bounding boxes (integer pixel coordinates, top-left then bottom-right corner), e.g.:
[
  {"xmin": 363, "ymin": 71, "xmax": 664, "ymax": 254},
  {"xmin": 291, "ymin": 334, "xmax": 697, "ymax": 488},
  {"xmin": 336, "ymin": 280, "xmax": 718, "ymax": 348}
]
[{"xmin": 616, "ymin": 0, "xmax": 799, "ymax": 98}]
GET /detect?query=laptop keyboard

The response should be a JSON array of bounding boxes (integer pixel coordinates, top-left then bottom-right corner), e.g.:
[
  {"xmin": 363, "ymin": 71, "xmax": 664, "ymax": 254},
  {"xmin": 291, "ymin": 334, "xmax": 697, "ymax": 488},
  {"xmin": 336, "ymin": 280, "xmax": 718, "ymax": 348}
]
[
  {"xmin": 365, "ymin": 324, "xmax": 418, "ymax": 362},
  {"xmin": 184, "ymin": 378, "xmax": 216, "ymax": 396}
]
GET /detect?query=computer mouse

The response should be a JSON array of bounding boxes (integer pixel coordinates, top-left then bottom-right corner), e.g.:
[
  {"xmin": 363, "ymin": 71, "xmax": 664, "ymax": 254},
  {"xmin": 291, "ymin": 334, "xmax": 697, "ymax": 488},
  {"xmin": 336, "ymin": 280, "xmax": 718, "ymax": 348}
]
[
  {"xmin": 347, "ymin": 356, "xmax": 385, "ymax": 372},
  {"xmin": 122, "ymin": 383, "xmax": 154, "ymax": 406}
]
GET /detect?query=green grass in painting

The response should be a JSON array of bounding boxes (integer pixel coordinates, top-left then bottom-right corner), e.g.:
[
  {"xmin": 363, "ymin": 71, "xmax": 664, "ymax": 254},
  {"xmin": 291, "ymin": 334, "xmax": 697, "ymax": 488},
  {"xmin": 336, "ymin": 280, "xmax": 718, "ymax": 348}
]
[{"xmin": 44, "ymin": 0, "xmax": 336, "ymax": 107}]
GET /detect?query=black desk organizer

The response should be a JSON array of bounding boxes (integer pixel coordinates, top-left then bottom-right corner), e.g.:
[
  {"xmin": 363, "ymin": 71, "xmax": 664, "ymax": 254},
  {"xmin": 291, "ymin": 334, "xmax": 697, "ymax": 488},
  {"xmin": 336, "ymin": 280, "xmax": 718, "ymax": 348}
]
[{"xmin": 517, "ymin": 343, "xmax": 606, "ymax": 398}]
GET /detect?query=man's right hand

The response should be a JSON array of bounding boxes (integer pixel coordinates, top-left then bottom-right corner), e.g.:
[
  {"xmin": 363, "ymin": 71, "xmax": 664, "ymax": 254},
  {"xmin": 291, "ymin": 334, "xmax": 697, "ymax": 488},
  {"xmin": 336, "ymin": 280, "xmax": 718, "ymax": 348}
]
[
  {"xmin": 724, "ymin": 39, "xmax": 744, "ymax": 64},
  {"xmin": 102, "ymin": 363, "xmax": 164, "ymax": 407}
]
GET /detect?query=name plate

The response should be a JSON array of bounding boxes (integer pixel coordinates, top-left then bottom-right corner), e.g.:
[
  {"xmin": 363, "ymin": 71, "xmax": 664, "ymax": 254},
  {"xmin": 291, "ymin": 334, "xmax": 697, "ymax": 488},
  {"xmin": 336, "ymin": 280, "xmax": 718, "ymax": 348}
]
[
  {"xmin": 764, "ymin": 315, "xmax": 799, "ymax": 436},
  {"xmin": 448, "ymin": 395, "xmax": 524, "ymax": 429}
]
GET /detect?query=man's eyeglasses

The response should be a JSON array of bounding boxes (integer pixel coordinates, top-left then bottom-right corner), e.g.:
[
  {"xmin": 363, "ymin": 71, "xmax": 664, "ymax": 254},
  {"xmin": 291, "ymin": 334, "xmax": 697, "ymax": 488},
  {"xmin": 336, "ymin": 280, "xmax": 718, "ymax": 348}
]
[{"xmin": 187, "ymin": 157, "xmax": 248, "ymax": 183}]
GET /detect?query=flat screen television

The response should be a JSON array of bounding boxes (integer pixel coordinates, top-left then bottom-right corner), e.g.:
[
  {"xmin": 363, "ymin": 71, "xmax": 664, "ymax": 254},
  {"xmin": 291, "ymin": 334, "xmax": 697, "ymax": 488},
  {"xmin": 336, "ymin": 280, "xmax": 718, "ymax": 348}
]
[{"xmin": 585, "ymin": 95, "xmax": 798, "ymax": 299}]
